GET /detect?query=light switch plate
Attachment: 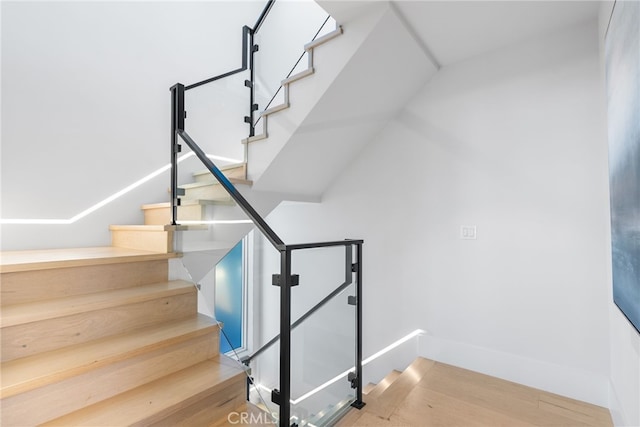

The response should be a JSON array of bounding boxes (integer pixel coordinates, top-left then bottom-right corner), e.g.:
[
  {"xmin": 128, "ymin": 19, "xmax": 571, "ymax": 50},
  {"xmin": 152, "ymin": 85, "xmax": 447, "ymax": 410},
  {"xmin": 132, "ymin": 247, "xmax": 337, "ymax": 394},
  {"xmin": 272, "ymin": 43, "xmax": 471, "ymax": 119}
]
[{"xmin": 460, "ymin": 225, "xmax": 477, "ymax": 240}]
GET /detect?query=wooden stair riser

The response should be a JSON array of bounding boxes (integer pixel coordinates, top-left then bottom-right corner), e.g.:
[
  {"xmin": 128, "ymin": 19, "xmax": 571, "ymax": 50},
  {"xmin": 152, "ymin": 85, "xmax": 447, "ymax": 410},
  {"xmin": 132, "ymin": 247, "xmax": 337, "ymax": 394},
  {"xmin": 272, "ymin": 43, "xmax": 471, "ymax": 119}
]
[
  {"xmin": 1, "ymin": 289, "xmax": 196, "ymax": 362},
  {"xmin": 366, "ymin": 357, "xmax": 435, "ymax": 419},
  {"xmin": 143, "ymin": 204, "xmax": 205, "ymax": 226},
  {"xmin": 182, "ymin": 184, "xmax": 235, "ymax": 201},
  {"xmin": 148, "ymin": 376, "xmax": 245, "ymax": 427},
  {"xmin": 1, "ymin": 316, "xmax": 219, "ymax": 399},
  {"xmin": 0, "ymin": 260, "xmax": 168, "ymax": 306},
  {"xmin": 1, "ymin": 333, "xmax": 218, "ymax": 426},
  {"xmin": 368, "ymin": 369, "xmax": 402, "ymax": 398},
  {"xmin": 363, "ymin": 382, "xmax": 376, "ymax": 395},
  {"xmin": 111, "ymin": 229, "xmax": 173, "ymax": 253},
  {"xmin": 41, "ymin": 359, "xmax": 246, "ymax": 427},
  {"xmin": 193, "ymin": 164, "xmax": 247, "ymax": 183}
]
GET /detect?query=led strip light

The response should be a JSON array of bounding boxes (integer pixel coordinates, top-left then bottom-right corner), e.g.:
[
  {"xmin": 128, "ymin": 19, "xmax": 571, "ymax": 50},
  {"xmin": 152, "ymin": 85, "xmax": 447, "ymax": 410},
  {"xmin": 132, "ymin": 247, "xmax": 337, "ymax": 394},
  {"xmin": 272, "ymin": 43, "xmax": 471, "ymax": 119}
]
[
  {"xmin": 0, "ymin": 152, "xmax": 243, "ymax": 225},
  {"xmin": 252, "ymin": 329, "xmax": 428, "ymax": 406}
]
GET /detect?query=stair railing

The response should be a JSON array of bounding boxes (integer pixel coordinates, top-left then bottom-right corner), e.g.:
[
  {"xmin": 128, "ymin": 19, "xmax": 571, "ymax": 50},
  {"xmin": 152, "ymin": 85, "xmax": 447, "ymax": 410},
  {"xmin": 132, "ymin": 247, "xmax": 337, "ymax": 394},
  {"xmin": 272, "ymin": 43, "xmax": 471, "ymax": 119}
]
[
  {"xmin": 254, "ymin": 14, "xmax": 332, "ymax": 127},
  {"xmin": 169, "ymin": 2, "xmax": 363, "ymax": 425},
  {"xmin": 170, "ymin": 1, "xmax": 274, "ymax": 226}
]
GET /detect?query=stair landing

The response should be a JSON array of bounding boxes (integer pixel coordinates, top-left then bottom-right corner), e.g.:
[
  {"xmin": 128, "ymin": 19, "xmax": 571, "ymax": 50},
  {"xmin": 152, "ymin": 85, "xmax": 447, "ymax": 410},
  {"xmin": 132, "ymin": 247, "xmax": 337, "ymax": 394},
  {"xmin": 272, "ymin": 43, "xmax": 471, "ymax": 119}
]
[{"xmin": 338, "ymin": 357, "xmax": 613, "ymax": 427}]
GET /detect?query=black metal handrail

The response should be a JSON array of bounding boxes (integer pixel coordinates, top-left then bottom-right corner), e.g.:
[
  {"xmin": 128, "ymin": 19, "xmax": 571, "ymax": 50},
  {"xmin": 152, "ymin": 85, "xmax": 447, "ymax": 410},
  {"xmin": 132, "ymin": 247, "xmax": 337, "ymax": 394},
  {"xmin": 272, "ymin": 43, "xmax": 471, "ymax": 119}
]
[
  {"xmin": 177, "ymin": 128, "xmax": 284, "ymax": 249},
  {"xmin": 168, "ymin": 2, "xmax": 364, "ymax": 425},
  {"xmin": 184, "ymin": 26, "xmax": 251, "ymax": 91}
]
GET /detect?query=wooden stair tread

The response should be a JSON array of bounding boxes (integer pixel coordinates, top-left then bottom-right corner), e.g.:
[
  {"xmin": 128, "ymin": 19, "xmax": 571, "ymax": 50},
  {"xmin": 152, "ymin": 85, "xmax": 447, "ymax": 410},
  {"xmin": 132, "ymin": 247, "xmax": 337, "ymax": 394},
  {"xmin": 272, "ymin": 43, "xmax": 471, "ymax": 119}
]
[
  {"xmin": 42, "ymin": 358, "xmax": 246, "ymax": 426},
  {"xmin": 366, "ymin": 357, "xmax": 435, "ymax": 419},
  {"xmin": 1, "ymin": 280, "xmax": 195, "ymax": 328},
  {"xmin": 304, "ymin": 25, "xmax": 343, "ymax": 51},
  {"xmin": 1, "ymin": 314, "xmax": 218, "ymax": 398},
  {"xmin": 362, "ymin": 382, "xmax": 376, "ymax": 395},
  {"xmin": 346, "ymin": 360, "xmax": 613, "ymax": 427},
  {"xmin": 141, "ymin": 200, "xmax": 224, "ymax": 210},
  {"xmin": 0, "ymin": 247, "xmax": 177, "ymax": 273},
  {"xmin": 180, "ymin": 177, "xmax": 252, "ymax": 189},
  {"xmin": 109, "ymin": 224, "xmax": 207, "ymax": 232},
  {"xmin": 192, "ymin": 163, "xmax": 247, "ymax": 179},
  {"xmin": 368, "ymin": 369, "xmax": 402, "ymax": 398}
]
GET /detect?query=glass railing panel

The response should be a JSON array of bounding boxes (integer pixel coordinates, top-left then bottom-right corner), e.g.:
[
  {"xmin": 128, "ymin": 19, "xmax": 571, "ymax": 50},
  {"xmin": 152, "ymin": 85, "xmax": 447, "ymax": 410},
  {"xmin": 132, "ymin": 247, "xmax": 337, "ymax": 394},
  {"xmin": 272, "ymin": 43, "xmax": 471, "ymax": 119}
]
[
  {"xmin": 253, "ymin": 0, "xmax": 331, "ymax": 116},
  {"xmin": 216, "ymin": 314, "xmax": 277, "ymax": 425},
  {"xmin": 246, "ymin": 338, "xmax": 280, "ymax": 421},
  {"xmin": 244, "ymin": 229, "xmax": 282, "ymax": 422},
  {"xmin": 169, "ymin": 230, "xmax": 275, "ymax": 421},
  {"xmin": 170, "ymin": 174, "xmax": 281, "ymax": 422},
  {"xmin": 288, "ymin": 245, "xmax": 357, "ymax": 425},
  {"xmin": 287, "ymin": 16, "xmax": 336, "ymax": 80},
  {"xmin": 183, "ymin": 70, "xmax": 249, "ymax": 164}
]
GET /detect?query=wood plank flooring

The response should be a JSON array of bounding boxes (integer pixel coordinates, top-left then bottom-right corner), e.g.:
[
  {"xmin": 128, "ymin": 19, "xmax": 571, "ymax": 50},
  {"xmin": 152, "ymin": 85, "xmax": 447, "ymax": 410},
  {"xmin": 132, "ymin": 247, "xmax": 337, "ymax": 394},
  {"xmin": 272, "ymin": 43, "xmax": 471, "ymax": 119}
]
[{"xmin": 338, "ymin": 358, "xmax": 613, "ymax": 427}]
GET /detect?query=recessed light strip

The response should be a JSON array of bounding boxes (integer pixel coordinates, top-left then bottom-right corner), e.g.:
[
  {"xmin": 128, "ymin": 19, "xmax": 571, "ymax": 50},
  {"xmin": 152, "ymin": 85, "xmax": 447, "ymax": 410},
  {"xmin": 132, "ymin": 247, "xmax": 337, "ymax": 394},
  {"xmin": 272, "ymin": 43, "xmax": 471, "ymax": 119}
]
[
  {"xmin": 252, "ymin": 329, "xmax": 428, "ymax": 406},
  {"xmin": 0, "ymin": 152, "xmax": 243, "ymax": 225}
]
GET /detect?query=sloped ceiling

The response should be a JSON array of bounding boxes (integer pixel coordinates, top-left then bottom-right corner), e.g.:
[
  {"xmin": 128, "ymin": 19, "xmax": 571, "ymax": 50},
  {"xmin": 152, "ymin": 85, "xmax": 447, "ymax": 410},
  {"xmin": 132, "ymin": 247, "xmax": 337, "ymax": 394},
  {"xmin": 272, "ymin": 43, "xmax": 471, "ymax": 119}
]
[
  {"xmin": 319, "ymin": 1, "xmax": 601, "ymax": 67},
  {"xmin": 392, "ymin": 1, "xmax": 601, "ymax": 66}
]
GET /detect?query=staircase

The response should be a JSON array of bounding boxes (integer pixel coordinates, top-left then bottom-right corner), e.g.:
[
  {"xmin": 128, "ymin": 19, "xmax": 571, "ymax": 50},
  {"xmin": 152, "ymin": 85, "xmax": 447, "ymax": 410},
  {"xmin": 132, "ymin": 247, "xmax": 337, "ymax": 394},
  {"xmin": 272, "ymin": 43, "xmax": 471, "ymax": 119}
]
[
  {"xmin": 0, "ymin": 13, "xmax": 351, "ymax": 426},
  {"xmin": 0, "ymin": 2, "xmax": 437, "ymax": 425},
  {"xmin": 0, "ymin": 247, "xmax": 247, "ymax": 426},
  {"xmin": 105, "ymin": 24, "xmax": 347, "ymax": 260}
]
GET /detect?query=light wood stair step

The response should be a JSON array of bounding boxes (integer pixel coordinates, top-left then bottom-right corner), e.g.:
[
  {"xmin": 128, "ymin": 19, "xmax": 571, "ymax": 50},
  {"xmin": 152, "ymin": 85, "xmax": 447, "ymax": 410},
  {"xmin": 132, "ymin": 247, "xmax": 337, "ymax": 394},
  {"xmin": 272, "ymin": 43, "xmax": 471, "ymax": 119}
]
[
  {"xmin": 41, "ymin": 357, "xmax": 247, "ymax": 427},
  {"xmin": 109, "ymin": 224, "xmax": 207, "ymax": 253},
  {"xmin": 1, "ymin": 281, "xmax": 197, "ymax": 361},
  {"xmin": 180, "ymin": 177, "xmax": 252, "ymax": 189},
  {"xmin": 365, "ymin": 357, "xmax": 435, "ymax": 419},
  {"xmin": 109, "ymin": 225, "xmax": 207, "ymax": 232},
  {"xmin": 362, "ymin": 382, "xmax": 376, "ymax": 395},
  {"xmin": 179, "ymin": 178, "xmax": 252, "ymax": 201},
  {"xmin": 0, "ymin": 246, "xmax": 176, "ymax": 273},
  {"xmin": 1, "ymin": 280, "xmax": 195, "ymax": 328},
  {"xmin": 192, "ymin": 163, "xmax": 247, "ymax": 182},
  {"xmin": 242, "ymin": 116, "xmax": 269, "ymax": 145},
  {"xmin": 304, "ymin": 25, "xmax": 343, "ymax": 51},
  {"xmin": 1, "ymin": 314, "xmax": 219, "ymax": 398},
  {"xmin": 1, "ymin": 256, "xmax": 169, "ymax": 306},
  {"xmin": 1, "ymin": 317, "xmax": 221, "ymax": 426},
  {"xmin": 367, "ymin": 369, "xmax": 402, "ymax": 399},
  {"xmin": 281, "ymin": 67, "xmax": 315, "ymax": 85},
  {"xmin": 261, "ymin": 84, "xmax": 290, "ymax": 117},
  {"xmin": 242, "ymin": 131, "xmax": 268, "ymax": 144},
  {"xmin": 141, "ymin": 200, "xmax": 233, "ymax": 226},
  {"xmin": 243, "ymin": 26, "xmax": 343, "ymax": 148}
]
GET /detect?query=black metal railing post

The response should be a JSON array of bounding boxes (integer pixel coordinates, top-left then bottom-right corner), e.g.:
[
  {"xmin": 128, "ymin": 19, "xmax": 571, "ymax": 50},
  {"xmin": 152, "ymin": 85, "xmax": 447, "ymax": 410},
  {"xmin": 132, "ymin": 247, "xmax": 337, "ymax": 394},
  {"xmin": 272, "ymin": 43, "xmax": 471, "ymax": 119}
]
[
  {"xmin": 278, "ymin": 248, "xmax": 292, "ymax": 427},
  {"xmin": 242, "ymin": 25, "xmax": 257, "ymax": 138},
  {"xmin": 352, "ymin": 242, "xmax": 365, "ymax": 409},
  {"xmin": 248, "ymin": 28, "xmax": 257, "ymax": 137},
  {"xmin": 170, "ymin": 83, "xmax": 185, "ymax": 226}
]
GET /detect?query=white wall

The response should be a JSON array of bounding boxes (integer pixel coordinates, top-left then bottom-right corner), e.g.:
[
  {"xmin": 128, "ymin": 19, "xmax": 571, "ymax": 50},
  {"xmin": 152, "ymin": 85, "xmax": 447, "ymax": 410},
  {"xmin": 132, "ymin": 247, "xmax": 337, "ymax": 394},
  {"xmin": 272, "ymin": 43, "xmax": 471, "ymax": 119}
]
[
  {"xmin": 261, "ymin": 19, "xmax": 613, "ymax": 407},
  {"xmin": 599, "ymin": 2, "xmax": 640, "ymax": 425},
  {"xmin": 1, "ymin": 1, "xmax": 264, "ymax": 250}
]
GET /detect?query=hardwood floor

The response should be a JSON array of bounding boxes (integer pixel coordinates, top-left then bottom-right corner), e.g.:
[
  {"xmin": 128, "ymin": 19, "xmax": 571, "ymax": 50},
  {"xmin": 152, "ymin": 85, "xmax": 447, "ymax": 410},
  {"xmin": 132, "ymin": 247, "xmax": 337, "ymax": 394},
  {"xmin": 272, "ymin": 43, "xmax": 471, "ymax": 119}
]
[{"xmin": 338, "ymin": 358, "xmax": 613, "ymax": 427}]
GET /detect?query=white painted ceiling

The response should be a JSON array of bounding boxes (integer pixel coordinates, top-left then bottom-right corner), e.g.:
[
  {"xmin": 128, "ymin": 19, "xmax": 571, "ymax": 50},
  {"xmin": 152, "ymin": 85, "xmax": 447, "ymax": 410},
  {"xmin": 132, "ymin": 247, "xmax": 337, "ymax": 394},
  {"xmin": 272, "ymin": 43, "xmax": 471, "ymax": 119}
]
[{"xmin": 392, "ymin": 1, "xmax": 601, "ymax": 66}]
